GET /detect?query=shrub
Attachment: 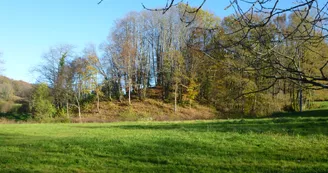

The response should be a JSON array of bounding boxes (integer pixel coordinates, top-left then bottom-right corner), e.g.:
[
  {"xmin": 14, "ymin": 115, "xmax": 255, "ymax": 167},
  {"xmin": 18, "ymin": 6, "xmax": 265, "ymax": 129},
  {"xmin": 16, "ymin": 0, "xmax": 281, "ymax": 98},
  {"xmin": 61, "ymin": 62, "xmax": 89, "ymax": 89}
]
[
  {"xmin": 119, "ymin": 108, "xmax": 139, "ymax": 121},
  {"xmin": 31, "ymin": 83, "xmax": 56, "ymax": 120}
]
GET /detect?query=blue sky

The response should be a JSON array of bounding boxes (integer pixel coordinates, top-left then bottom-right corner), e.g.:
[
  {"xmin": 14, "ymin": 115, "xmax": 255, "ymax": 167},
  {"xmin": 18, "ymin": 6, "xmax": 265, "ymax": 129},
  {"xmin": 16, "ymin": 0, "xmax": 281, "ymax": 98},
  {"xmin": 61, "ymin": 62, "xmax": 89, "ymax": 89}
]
[{"xmin": 0, "ymin": 0, "xmax": 298, "ymax": 83}]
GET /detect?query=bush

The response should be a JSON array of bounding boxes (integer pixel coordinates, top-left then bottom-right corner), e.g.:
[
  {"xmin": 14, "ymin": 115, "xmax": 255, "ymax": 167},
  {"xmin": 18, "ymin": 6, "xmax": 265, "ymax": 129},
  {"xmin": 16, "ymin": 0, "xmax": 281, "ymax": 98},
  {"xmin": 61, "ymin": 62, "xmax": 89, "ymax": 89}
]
[
  {"xmin": 119, "ymin": 107, "xmax": 151, "ymax": 121},
  {"xmin": 119, "ymin": 108, "xmax": 139, "ymax": 121},
  {"xmin": 55, "ymin": 108, "xmax": 69, "ymax": 118},
  {"xmin": 31, "ymin": 84, "xmax": 56, "ymax": 120}
]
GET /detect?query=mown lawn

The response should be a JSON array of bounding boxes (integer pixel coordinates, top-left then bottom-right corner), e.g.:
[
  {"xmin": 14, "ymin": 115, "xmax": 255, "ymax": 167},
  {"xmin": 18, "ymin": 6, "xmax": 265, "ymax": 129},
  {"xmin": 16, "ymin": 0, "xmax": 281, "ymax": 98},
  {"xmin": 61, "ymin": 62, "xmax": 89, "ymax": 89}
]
[{"xmin": 1, "ymin": 110, "xmax": 328, "ymax": 172}]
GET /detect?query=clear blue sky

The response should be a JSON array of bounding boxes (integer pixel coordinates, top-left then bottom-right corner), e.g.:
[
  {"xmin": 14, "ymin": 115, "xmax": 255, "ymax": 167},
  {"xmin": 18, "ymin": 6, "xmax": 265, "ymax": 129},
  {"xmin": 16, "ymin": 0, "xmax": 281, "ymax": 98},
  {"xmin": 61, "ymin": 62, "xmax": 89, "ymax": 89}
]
[{"xmin": 0, "ymin": 0, "xmax": 297, "ymax": 83}]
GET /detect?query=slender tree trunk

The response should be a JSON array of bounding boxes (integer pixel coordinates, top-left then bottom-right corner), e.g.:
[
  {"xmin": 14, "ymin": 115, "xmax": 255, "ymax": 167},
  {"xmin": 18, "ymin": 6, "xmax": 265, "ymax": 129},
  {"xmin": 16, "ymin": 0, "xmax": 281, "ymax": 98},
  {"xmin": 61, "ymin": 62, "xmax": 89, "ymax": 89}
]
[
  {"xmin": 78, "ymin": 106, "xmax": 81, "ymax": 123},
  {"xmin": 107, "ymin": 80, "xmax": 112, "ymax": 101},
  {"xmin": 252, "ymin": 95, "xmax": 257, "ymax": 115},
  {"xmin": 174, "ymin": 82, "xmax": 178, "ymax": 113},
  {"xmin": 128, "ymin": 79, "xmax": 131, "ymax": 105},
  {"xmin": 298, "ymin": 47, "xmax": 303, "ymax": 112},
  {"xmin": 75, "ymin": 95, "xmax": 82, "ymax": 123},
  {"xmin": 299, "ymin": 88, "xmax": 303, "ymax": 112},
  {"xmin": 97, "ymin": 91, "xmax": 100, "ymax": 113},
  {"xmin": 66, "ymin": 101, "xmax": 69, "ymax": 118},
  {"xmin": 292, "ymin": 85, "xmax": 296, "ymax": 110}
]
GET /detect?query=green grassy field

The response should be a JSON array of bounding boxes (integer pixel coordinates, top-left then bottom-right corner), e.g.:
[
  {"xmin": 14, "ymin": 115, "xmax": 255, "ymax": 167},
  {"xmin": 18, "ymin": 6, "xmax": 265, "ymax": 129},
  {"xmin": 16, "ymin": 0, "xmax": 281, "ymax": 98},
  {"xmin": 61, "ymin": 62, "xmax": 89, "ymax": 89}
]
[
  {"xmin": 1, "ymin": 110, "xmax": 328, "ymax": 172},
  {"xmin": 312, "ymin": 101, "xmax": 328, "ymax": 110}
]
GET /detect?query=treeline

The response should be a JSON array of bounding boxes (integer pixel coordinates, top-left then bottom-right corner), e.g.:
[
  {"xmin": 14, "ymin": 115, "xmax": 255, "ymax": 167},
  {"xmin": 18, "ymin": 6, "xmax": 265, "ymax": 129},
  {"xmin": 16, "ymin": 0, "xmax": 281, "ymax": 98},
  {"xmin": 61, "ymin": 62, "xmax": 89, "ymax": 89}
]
[{"xmin": 29, "ymin": 4, "xmax": 328, "ymax": 120}]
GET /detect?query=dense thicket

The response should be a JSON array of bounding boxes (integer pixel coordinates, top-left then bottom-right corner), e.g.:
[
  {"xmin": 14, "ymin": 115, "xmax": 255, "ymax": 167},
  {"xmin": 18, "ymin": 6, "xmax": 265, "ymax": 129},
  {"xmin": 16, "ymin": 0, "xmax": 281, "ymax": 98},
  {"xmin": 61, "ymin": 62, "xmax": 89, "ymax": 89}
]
[{"xmin": 32, "ymin": 4, "xmax": 328, "ymax": 119}]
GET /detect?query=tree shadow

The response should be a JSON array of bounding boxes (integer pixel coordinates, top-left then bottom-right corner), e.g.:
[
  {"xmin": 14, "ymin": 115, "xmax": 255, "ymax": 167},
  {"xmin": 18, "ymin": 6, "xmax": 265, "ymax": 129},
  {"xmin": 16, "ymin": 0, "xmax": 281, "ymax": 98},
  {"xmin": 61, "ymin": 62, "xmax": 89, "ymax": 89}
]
[
  {"xmin": 1, "ymin": 132, "xmax": 327, "ymax": 173},
  {"xmin": 120, "ymin": 118, "xmax": 328, "ymax": 136},
  {"xmin": 0, "ymin": 113, "xmax": 32, "ymax": 121},
  {"xmin": 271, "ymin": 109, "xmax": 328, "ymax": 118},
  {"xmin": 75, "ymin": 116, "xmax": 328, "ymax": 136},
  {"xmin": 76, "ymin": 109, "xmax": 328, "ymax": 136}
]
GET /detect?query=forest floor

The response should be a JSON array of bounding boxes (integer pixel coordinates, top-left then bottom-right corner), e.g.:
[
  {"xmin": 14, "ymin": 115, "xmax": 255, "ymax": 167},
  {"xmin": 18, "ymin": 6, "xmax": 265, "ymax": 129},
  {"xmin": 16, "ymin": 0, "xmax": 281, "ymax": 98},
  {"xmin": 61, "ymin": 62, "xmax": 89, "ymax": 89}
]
[{"xmin": 0, "ymin": 109, "xmax": 328, "ymax": 172}]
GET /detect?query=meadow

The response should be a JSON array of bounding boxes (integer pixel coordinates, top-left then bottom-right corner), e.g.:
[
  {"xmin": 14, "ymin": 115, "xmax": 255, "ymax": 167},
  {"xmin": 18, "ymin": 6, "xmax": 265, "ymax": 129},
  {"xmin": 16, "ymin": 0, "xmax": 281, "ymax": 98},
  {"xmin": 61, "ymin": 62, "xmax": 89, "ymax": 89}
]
[{"xmin": 0, "ymin": 110, "xmax": 328, "ymax": 172}]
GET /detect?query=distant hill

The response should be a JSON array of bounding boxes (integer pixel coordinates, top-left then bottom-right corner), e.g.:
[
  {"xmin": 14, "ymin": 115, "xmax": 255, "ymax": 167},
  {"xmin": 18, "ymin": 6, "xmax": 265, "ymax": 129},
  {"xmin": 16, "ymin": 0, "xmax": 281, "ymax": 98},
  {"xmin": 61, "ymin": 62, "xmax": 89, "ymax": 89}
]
[
  {"xmin": 0, "ymin": 76, "xmax": 33, "ymax": 113},
  {"xmin": 0, "ymin": 75, "xmax": 33, "ymax": 100}
]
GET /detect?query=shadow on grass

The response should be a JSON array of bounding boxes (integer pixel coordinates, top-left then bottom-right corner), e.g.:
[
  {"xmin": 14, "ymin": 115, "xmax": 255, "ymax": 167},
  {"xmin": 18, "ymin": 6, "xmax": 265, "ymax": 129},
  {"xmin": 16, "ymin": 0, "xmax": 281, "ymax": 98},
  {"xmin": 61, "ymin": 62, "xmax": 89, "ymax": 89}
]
[
  {"xmin": 76, "ymin": 109, "xmax": 328, "ymax": 136},
  {"xmin": 271, "ymin": 109, "xmax": 328, "ymax": 118},
  {"xmin": 0, "ymin": 113, "xmax": 32, "ymax": 121},
  {"xmin": 121, "ymin": 119, "xmax": 328, "ymax": 136},
  {"xmin": 0, "ymin": 133, "xmax": 253, "ymax": 172},
  {"xmin": 1, "ymin": 132, "xmax": 327, "ymax": 173}
]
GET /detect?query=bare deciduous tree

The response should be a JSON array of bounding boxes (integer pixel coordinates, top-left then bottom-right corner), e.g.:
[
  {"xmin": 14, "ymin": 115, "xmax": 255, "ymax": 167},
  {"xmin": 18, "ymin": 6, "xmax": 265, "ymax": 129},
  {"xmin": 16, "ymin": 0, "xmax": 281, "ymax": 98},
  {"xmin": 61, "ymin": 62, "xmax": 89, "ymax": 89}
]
[
  {"xmin": 142, "ymin": 0, "xmax": 328, "ymax": 91},
  {"xmin": 35, "ymin": 44, "xmax": 75, "ymax": 109}
]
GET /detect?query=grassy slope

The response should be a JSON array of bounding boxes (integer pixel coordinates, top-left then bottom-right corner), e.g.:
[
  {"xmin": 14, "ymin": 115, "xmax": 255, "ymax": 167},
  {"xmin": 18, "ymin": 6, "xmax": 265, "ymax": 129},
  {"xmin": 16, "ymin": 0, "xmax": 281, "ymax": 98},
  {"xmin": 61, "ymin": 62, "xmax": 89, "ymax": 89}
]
[
  {"xmin": 1, "ymin": 110, "xmax": 328, "ymax": 172},
  {"xmin": 78, "ymin": 99, "xmax": 217, "ymax": 122}
]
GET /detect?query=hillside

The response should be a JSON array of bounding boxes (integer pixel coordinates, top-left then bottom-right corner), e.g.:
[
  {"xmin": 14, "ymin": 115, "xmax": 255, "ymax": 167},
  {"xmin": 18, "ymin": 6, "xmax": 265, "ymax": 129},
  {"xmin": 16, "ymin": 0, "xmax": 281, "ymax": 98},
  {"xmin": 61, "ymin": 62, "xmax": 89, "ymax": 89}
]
[
  {"xmin": 0, "ymin": 76, "xmax": 218, "ymax": 122},
  {"xmin": 74, "ymin": 99, "xmax": 217, "ymax": 123},
  {"xmin": 0, "ymin": 75, "xmax": 33, "ymax": 114},
  {"xmin": 0, "ymin": 75, "xmax": 33, "ymax": 100}
]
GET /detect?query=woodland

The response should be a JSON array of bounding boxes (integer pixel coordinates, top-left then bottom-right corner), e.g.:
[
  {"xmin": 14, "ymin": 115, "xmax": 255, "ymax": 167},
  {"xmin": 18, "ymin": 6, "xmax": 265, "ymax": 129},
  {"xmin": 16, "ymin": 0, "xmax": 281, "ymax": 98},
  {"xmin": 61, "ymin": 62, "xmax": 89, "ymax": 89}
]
[{"xmin": 0, "ymin": 1, "xmax": 328, "ymax": 122}]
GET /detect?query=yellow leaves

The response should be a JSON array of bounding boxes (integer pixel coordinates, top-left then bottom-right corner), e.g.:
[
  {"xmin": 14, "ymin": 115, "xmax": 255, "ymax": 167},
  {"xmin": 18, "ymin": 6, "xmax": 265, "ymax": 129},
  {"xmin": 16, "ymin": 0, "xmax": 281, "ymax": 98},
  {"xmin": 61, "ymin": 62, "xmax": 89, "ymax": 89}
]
[
  {"xmin": 87, "ymin": 54, "xmax": 99, "ymax": 64},
  {"xmin": 186, "ymin": 79, "xmax": 199, "ymax": 101}
]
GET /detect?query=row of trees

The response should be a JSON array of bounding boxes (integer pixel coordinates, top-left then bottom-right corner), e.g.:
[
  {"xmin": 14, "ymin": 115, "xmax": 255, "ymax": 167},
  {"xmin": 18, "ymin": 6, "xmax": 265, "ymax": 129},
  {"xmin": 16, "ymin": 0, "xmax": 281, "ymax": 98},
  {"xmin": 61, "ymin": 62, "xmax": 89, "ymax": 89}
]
[{"xmin": 31, "ymin": 4, "xmax": 328, "ymax": 119}]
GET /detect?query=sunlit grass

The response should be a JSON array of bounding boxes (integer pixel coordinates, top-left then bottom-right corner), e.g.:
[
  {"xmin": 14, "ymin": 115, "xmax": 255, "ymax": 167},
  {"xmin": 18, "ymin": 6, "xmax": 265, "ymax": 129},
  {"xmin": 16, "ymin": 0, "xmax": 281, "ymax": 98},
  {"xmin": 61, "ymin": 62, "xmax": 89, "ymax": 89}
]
[
  {"xmin": 313, "ymin": 101, "xmax": 328, "ymax": 110},
  {"xmin": 0, "ymin": 111, "xmax": 328, "ymax": 172}
]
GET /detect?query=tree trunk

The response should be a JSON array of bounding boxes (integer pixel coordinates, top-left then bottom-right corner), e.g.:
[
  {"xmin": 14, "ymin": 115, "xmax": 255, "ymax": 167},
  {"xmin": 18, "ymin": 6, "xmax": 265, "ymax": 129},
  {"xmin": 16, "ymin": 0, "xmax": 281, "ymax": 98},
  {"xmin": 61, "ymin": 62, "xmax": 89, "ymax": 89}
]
[
  {"xmin": 108, "ymin": 80, "xmax": 112, "ymax": 101},
  {"xmin": 97, "ymin": 91, "xmax": 100, "ymax": 113},
  {"xmin": 66, "ymin": 101, "xmax": 69, "ymax": 118},
  {"xmin": 75, "ymin": 95, "xmax": 82, "ymax": 123},
  {"xmin": 128, "ymin": 79, "xmax": 131, "ymax": 105},
  {"xmin": 298, "ymin": 47, "xmax": 303, "ymax": 112},
  {"xmin": 299, "ymin": 87, "xmax": 303, "ymax": 112},
  {"xmin": 174, "ymin": 83, "xmax": 178, "ymax": 113},
  {"xmin": 78, "ymin": 106, "xmax": 81, "ymax": 123}
]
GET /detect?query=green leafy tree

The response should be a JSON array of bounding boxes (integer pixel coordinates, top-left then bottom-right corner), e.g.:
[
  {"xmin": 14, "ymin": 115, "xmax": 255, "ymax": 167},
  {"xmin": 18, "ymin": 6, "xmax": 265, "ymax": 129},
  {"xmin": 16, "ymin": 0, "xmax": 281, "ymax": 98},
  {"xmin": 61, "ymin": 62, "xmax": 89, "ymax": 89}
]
[{"xmin": 31, "ymin": 83, "xmax": 56, "ymax": 120}]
